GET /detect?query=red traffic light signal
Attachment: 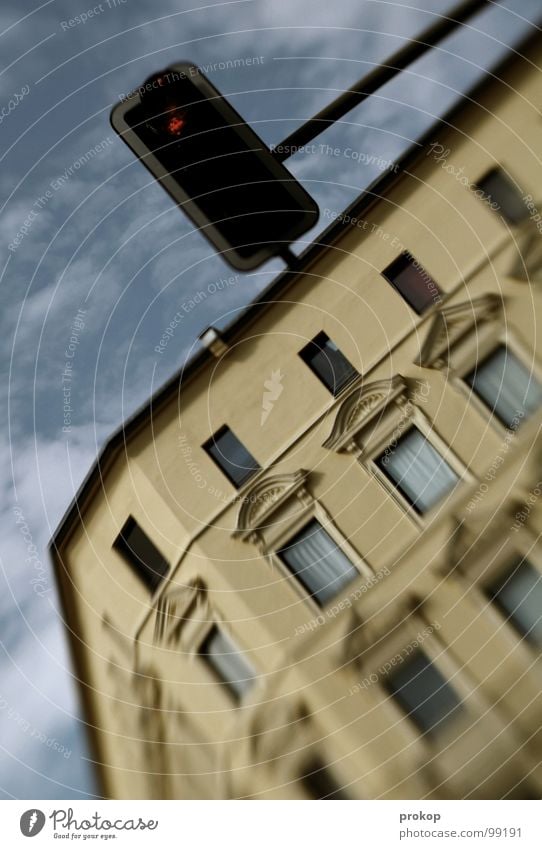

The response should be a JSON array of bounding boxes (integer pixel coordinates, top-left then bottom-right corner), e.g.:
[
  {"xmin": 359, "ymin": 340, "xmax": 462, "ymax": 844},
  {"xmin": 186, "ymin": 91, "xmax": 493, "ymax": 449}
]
[{"xmin": 110, "ymin": 64, "xmax": 319, "ymax": 270}]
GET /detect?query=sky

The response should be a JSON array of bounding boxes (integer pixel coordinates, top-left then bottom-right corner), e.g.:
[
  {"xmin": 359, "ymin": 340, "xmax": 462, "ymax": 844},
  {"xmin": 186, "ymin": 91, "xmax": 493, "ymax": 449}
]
[{"xmin": 0, "ymin": 0, "xmax": 540, "ymax": 800}]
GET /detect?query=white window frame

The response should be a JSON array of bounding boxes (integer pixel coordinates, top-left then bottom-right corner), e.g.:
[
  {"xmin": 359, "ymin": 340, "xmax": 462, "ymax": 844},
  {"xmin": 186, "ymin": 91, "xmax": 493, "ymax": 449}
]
[
  {"xmin": 455, "ymin": 526, "xmax": 542, "ymax": 659},
  {"xmin": 322, "ymin": 374, "xmax": 470, "ymax": 526},
  {"xmin": 269, "ymin": 503, "xmax": 372, "ymax": 613},
  {"xmin": 233, "ymin": 469, "xmax": 372, "ymax": 615},
  {"xmin": 418, "ymin": 295, "xmax": 542, "ymax": 434},
  {"xmin": 452, "ymin": 335, "xmax": 542, "ymax": 433},
  {"xmin": 195, "ymin": 618, "xmax": 258, "ymax": 706},
  {"xmin": 362, "ymin": 613, "xmax": 488, "ymax": 751},
  {"xmin": 366, "ymin": 406, "xmax": 469, "ymax": 527},
  {"xmin": 153, "ymin": 582, "xmax": 258, "ymax": 706}
]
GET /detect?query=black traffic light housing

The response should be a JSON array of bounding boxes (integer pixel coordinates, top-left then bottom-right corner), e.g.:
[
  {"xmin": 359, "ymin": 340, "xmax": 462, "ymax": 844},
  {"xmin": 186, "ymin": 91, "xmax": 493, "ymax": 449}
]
[{"xmin": 110, "ymin": 64, "xmax": 319, "ymax": 270}]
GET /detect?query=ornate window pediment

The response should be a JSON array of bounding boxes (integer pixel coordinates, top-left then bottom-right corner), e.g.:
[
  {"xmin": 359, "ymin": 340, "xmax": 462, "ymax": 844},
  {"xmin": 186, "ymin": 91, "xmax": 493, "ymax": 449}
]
[
  {"xmin": 153, "ymin": 580, "xmax": 208, "ymax": 648},
  {"xmin": 417, "ymin": 294, "xmax": 502, "ymax": 370},
  {"xmin": 234, "ymin": 469, "xmax": 372, "ymax": 608},
  {"xmin": 323, "ymin": 372, "xmax": 469, "ymax": 523},
  {"xmin": 322, "ymin": 375, "xmax": 408, "ymax": 454},
  {"xmin": 234, "ymin": 469, "xmax": 311, "ymax": 544}
]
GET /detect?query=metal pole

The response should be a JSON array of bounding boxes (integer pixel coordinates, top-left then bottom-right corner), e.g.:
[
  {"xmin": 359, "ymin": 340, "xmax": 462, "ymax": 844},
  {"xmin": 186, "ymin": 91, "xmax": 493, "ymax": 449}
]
[{"xmin": 274, "ymin": 0, "xmax": 490, "ymax": 161}]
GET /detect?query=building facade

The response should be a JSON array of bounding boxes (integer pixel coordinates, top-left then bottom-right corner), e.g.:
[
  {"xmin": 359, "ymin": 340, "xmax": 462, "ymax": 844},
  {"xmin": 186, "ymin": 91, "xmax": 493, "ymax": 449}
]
[{"xmin": 51, "ymin": 34, "xmax": 542, "ymax": 799}]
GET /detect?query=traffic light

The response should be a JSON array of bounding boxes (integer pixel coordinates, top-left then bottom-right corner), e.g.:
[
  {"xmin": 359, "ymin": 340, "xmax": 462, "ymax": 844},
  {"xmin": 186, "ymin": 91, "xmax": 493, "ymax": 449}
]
[{"xmin": 110, "ymin": 64, "xmax": 319, "ymax": 270}]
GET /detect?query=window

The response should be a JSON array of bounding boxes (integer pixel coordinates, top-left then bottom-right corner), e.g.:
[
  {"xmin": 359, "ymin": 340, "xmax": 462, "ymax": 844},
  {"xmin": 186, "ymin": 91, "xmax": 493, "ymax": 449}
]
[
  {"xmin": 204, "ymin": 425, "xmax": 260, "ymax": 488},
  {"xmin": 382, "ymin": 251, "xmax": 441, "ymax": 314},
  {"xmin": 465, "ymin": 346, "xmax": 542, "ymax": 430},
  {"xmin": 386, "ymin": 650, "xmax": 463, "ymax": 735},
  {"xmin": 114, "ymin": 517, "xmax": 169, "ymax": 592},
  {"xmin": 278, "ymin": 519, "xmax": 358, "ymax": 606},
  {"xmin": 299, "ymin": 331, "xmax": 358, "ymax": 396},
  {"xmin": 476, "ymin": 168, "xmax": 528, "ymax": 225},
  {"xmin": 487, "ymin": 558, "xmax": 542, "ymax": 648},
  {"xmin": 375, "ymin": 427, "xmax": 458, "ymax": 514},
  {"xmin": 300, "ymin": 757, "xmax": 349, "ymax": 800},
  {"xmin": 199, "ymin": 625, "xmax": 256, "ymax": 700}
]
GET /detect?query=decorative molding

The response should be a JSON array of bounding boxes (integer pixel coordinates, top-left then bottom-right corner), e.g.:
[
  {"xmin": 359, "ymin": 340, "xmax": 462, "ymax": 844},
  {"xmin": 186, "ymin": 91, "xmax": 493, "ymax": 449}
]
[
  {"xmin": 234, "ymin": 469, "xmax": 310, "ymax": 539},
  {"xmin": 153, "ymin": 581, "xmax": 207, "ymax": 646},
  {"xmin": 323, "ymin": 375, "xmax": 407, "ymax": 453},
  {"xmin": 509, "ymin": 224, "xmax": 542, "ymax": 283},
  {"xmin": 418, "ymin": 294, "xmax": 502, "ymax": 369}
]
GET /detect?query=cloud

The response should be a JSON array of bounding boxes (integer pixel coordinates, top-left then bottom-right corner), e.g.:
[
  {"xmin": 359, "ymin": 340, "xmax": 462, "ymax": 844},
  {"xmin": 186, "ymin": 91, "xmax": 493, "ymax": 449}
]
[{"xmin": 0, "ymin": 423, "xmax": 114, "ymax": 797}]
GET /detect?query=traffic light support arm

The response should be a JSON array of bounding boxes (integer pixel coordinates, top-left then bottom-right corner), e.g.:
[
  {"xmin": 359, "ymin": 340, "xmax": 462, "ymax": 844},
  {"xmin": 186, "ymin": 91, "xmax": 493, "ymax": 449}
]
[{"xmin": 273, "ymin": 0, "xmax": 489, "ymax": 163}]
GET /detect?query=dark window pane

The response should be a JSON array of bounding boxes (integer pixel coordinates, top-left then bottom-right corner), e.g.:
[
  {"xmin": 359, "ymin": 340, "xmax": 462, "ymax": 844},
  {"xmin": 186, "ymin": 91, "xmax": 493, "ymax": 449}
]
[
  {"xmin": 465, "ymin": 345, "xmax": 542, "ymax": 430},
  {"xmin": 476, "ymin": 168, "xmax": 528, "ymax": 225},
  {"xmin": 299, "ymin": 331, "xmax": 358, "ymax": 395},
  {"xmin": 204, "ymin": 425, "xmax": 260, "ymax": 488},
  {"xmin": 386, "ymin": 650, "xmax": 463, "ymax": 735},
  {"xmin": 300, "ymin": 757, "xmax": 349, "ymax": 800},
  {"xmin": 382, "ymin": 252, "xmax": 441, "ymax": 314},
  {"xmin": 278, "ymin": 519, "xmax": 358, "ymax": 606},
  {"xmin": 199, "ymin": 625, "xmax": 256, "ymax": 700},
  {"xmin": 114, "ymin": 517, "xmax": 169, "ymax": 592},
  {"xmin": 487, "ymin": 558, "xmax": 542, "ymax": 648},
  {"xmin": 375, "ymin": 427, "xmax": 458, "ymax": 514}
]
